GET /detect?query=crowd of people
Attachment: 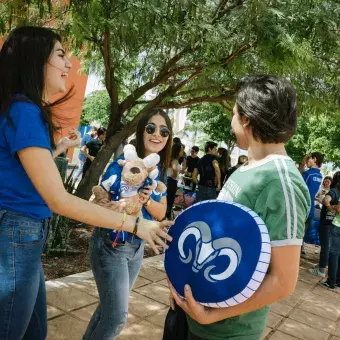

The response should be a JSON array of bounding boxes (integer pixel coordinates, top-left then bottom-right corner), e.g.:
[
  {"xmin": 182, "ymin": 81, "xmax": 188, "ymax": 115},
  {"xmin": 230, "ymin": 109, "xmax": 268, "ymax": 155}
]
[
  {"xmin": 164, "ymin": 138, "xmax": 249, "ymax": 219},
  {"xmin": 1, "ymin": 25, "xmax": 340, "ymax": 340}
]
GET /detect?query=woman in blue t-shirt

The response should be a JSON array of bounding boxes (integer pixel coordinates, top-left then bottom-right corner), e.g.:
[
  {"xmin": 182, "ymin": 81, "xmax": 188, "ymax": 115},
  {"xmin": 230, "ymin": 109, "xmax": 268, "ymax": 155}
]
[
  {"xmin": 84, "ymin": 109, "xmax": 172, "ymax": 339},
  {"xmin": 0, "ymin": 26, "xmax": 172, "ymax": 340}
]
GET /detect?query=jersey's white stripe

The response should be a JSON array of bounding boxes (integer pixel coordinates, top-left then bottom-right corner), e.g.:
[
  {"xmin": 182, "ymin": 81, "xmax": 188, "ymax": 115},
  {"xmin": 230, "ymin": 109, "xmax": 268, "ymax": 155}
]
[
  {"xmin": 274, "ymin": 159, "xmax": 291, "ymax": 239},
  {"xmin": 271, "ymin": 239, "xmax": 303, "ymax": 246},
  {"xmin": 281, "ymin": 159, "xmax": 298, "ymax": 238}
]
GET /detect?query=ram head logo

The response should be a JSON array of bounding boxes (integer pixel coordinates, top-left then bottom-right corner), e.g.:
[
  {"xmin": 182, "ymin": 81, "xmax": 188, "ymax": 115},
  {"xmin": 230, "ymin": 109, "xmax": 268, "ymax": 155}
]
[{"xmin": 178, "ymin": 221, "xmax": 242, "ymax": 283}]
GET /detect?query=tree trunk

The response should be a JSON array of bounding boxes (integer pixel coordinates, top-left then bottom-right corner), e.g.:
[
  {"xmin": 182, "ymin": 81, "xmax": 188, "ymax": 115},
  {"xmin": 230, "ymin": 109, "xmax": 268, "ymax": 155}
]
[
  {"xmin": 75, "ymin": 123, "xmax": 136, "ymax": 200},
  {"xmin": 226, "ymin": 140, "xmax": 236, "ymax": 168}
]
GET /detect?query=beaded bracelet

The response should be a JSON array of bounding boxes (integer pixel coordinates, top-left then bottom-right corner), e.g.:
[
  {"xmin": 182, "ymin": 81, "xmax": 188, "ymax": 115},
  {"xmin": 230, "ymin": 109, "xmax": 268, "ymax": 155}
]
[
  {"xmin": 131, "ymin": 217, "xmax": 140, "ymax": 244},
  {"xmin": 112, "ymin": 212, "xmax": 127, "ymax": 248}
]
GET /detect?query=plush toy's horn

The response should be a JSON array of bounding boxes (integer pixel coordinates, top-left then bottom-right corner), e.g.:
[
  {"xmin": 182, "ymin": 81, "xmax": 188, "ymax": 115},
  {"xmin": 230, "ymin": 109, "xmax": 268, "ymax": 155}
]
[
  {"xmin": 143, "ymin": 153, "xmax": 160, "ymax": 168},
  {"xmin": 123, "ymin": 144, "xmax": 138, "ymax": 162}
]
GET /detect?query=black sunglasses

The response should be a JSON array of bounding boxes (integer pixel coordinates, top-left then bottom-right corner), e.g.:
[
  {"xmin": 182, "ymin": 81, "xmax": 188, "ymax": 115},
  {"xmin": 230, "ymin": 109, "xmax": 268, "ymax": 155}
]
[{"xmin": 145, "ymin": 123, "xmax": 170, "ymax": 138}]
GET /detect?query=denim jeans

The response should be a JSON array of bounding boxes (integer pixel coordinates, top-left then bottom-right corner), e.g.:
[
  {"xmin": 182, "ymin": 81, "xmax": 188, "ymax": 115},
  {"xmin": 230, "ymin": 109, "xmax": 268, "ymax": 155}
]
[
  {"xmin": 328, "ymin": 226, "xmax": 340, "ymax": 286},
  {"xmin": 318, "ymin": 221, "xmax": 331, "ymax": 269},
  {"xmin": 196, "ymin": 185, "xmax": 217, "ymax": 203},
  {"xmin": 73, "ymin": 159, "xmax": 85, "ymax": 181},
  {"xmin": 83, "ymin": 228, "xmax": 144, "ymax": 340},
  {"xmin": 0, "ymin": 209, "xmax": 50, "ymax": 340}
]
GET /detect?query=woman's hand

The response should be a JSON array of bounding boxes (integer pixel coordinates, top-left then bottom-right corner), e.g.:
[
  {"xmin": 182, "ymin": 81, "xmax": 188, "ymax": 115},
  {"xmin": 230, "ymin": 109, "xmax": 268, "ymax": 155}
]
[
  {"xmin": 137, "ymin": 218, "xmax": 173, "ymax": 254},
  {"xmin": 138, "ymin": 185, "xmax": 153, "ymax": 205},
  {"xmin": 55, "ymin": 128, "xmax": 81, "ymax": 157}
]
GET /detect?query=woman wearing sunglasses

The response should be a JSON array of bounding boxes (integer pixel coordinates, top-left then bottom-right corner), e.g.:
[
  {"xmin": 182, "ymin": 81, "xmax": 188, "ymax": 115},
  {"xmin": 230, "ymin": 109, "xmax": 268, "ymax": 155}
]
[{"xmin": 83, "ymin": 109, "xmax": 172, "ymax": 340}]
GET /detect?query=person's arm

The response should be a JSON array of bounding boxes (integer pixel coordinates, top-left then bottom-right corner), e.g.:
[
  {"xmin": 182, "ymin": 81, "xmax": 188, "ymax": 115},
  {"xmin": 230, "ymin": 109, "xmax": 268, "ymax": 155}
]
[
  {"xmin": 138, "ymin": 186, "xmax": 167, "ymax": 221},
  {"xmin": 299, "ymin": 155, "xmax": 310, "ymax": 173},
  {"xmin": 170, "ymin": 245, "xmax": 300, "ymax": 324},
  {"xmin": 192, "ymin": 168, "xmax": 199, "ymax": 185},
  {"xmin": 53, "ymin": 128, "xmax": 81, "ymax": 159},
  {"xmin": 171, "ymin": 159, "xmax": 180, "ymax": 177},
  {"xmin": 181, "ymin": 157, "xmax": 187, "ymax": 173},
  {"xmin": 212, "ymin": 159, "xmax": 221, "ymax": 191},
  {"xmin": 315, "ymin": 189, "xmax": 323, "ymax": 204},
  {"xmin": 145, "ymin": 196, "xmax": 167, "ymax": 221},
  {"xmin": 323, "ymin": 194, "xmax": 338, "ymax": 213},
  {"xmin": 18, "ymin": 147, "xmax": 172, "ymax": 253},
  {"xmin": 81, "ymin": 144, "xmax": 94, "ymax": 161}
]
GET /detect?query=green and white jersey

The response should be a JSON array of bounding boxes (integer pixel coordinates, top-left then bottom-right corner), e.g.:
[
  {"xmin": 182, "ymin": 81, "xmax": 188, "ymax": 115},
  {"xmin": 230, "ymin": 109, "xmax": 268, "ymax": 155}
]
[{"xmin": 187, "ymin": 155, "xmax": 311, "ymax": 340}]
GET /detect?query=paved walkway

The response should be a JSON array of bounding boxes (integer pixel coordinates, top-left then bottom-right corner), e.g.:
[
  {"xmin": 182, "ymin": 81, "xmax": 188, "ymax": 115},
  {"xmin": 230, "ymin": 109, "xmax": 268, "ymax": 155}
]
[{"xmin": 46, "ymin": 244, "xmax": 340, "ymax": 340}]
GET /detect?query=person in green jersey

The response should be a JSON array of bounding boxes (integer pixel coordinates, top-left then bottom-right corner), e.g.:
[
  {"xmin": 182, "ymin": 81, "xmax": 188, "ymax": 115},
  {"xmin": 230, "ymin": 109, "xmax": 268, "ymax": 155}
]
[{"xmin": 168, "ymin": 75, "xmax": 311, "ymax": 340}]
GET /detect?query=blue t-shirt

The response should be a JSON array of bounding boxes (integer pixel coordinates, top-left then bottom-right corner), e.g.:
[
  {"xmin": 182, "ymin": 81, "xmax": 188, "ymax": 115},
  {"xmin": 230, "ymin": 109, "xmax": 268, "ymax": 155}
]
[
  {"xmin": 78, "ymin": 133, "xmax": 96, "ymax": 162},
  {"xmin": 302, "ymin": 168, "xmax": 323, "ymax": 218},
  {"xmin": 0, "ymin": 100, "xmax": 52, "ymax": 220}
]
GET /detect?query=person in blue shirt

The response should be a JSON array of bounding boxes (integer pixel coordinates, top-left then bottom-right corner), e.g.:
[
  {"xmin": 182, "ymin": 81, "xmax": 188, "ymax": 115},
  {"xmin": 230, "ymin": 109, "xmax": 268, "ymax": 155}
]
[
  {"xmin": 73, "ymin": 126, "xmax": 98, "ymax": 181},
  {"xmin": 0, "ymin": 26, "xmax": 172, "ymax": 340},
  {"xmin": 83, "ymin": 109, "xmax": 172, "ymax": 340},
  {"xmin": 299, "ymin": 152, "xmax": 324, "ymax": 254}
]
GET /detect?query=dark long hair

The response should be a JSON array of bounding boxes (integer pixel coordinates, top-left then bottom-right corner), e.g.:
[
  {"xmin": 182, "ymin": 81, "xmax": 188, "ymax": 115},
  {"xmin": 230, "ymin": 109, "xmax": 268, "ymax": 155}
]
[
  {"xmin": 331, "ymin": 171, "xmax": 340, "ymax": 192},
  {"xmin": 135, "ymin": 109, "xmax": 172, "ymax": 181},
  {"xmin": 217, "ymin": 147, "xmax": 229, "ymax": 173},
  {"xmin": 0, "ymin": 26, "xmax": 73, "ymax": 149},
  {"xmin": 171, "ymin": 143, "xmax": 182, "ymax": 161}
]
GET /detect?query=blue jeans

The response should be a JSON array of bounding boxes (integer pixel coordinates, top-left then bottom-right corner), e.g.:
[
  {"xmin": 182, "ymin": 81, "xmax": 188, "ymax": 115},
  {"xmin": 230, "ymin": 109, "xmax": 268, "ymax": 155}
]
[
  {"xmin": 0, "ymin": 209, "xmax": 50, "ymax": 340},
  {"xmin": 73, "ymin": 159, "xmax": 85, "ymax": 181},
  {"xmin": 83, "ymin": 228, "xmax": 144, "ymax": 340},
  {"xmin": 327, "ymin": 226, "xmax": 340, "ymax": 286},
  {"xmin": 318, "ymin": 221, "xmax": 331, "ymax": 269}
]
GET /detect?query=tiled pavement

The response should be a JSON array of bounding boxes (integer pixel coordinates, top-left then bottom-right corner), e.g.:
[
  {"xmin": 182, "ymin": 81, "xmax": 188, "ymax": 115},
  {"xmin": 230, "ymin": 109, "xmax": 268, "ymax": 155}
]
[{"xmin": 46, "ymin": 244, "xmax": 340, "ymax": 340}]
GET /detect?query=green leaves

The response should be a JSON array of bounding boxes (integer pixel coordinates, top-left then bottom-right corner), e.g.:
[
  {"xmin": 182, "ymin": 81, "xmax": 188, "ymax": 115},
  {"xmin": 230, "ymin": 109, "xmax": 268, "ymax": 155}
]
[
  {"xmin": 80, "ymin": 90, "xmax": 111, "ymax": 126},
  {"xmin": 286, "ymin": 112, "xmax": 340, "ymax": 168},
  {"xmin": 189, "ymin": 103, "xmax": 236, "ymax": 145}
]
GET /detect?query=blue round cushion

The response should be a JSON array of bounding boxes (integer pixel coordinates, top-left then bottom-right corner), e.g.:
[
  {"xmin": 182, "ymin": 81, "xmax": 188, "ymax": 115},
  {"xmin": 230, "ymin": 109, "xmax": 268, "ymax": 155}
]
[{"xmin": 164, "ymin": 200, "xmax": 271, "ymax": 307}]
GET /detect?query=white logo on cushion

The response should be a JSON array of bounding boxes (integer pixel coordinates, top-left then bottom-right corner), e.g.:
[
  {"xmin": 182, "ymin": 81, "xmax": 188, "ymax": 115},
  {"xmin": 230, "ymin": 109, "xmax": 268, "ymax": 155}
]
[{"xmin": 178, "ymin": 221, "xmax": 242, "ymax": 283}]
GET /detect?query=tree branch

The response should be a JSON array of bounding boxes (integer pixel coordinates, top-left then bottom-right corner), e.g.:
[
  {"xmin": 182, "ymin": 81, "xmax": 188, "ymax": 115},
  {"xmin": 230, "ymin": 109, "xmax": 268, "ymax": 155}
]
[
  {"xmin": 175, "ymin": 85, "xmax": 229, "ymax": 97},
  {"xmin": 136, "ymin": 94, "xmax": 233, "ymax": 109},
  {"xmin": 119, "ymin": 48, "xmax": 188, "ymax": 115},
  {"xmin": 101, "ymin": 30, "xmax": 120, "ymax": 138},
  {"xmin": 212, "ymin": 0, "xmax": 244, "ymax": 24},
  {"xmin": 212, "ymin": 0, "xmax": 228, "ymax": 20}
]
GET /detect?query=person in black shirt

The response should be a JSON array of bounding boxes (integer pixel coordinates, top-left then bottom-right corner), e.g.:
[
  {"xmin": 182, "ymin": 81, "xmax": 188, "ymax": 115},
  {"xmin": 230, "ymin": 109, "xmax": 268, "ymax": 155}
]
[
  {"xmin": 226, "ymin": 155, "xmax": 248, "ymax": 180},
  {"xmin": 186, "ymin": 146, "xmax": 200, "ymax": 173},
  {"xmin": 309, "ymin": 171, "xmax": 340, "ymax": 278},
  {"xmin": 185, "ymin": 146, "xmax": 200, "ymax": 191},
  {"xmin": 81, "ymin": 127, "xmax": 107, "ymax": 177},
  {"xmin": 192, "ymin": 141, "xmax": 221, "ymax": 202}
]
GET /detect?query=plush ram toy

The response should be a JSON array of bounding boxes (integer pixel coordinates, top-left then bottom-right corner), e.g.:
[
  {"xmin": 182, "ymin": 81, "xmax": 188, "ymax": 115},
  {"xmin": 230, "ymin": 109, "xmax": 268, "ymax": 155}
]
[{"xmin": 92, "ymin": 144, "xmax": 166, "ymax": 216}]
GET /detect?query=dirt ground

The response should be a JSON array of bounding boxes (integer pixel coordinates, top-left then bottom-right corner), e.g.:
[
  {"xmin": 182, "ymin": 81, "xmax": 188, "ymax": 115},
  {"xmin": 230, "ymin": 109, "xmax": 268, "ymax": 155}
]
[{"xmin": 42, "ymin": 227, "xmax": 158, "ymax": 281}]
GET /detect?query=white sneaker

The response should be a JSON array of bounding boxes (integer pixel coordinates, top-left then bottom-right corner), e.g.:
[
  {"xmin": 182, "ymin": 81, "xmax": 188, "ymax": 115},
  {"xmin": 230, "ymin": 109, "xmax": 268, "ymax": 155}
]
[{"xmin": 309, "ymin": 267, "xmax": 326, "ymax": 278}]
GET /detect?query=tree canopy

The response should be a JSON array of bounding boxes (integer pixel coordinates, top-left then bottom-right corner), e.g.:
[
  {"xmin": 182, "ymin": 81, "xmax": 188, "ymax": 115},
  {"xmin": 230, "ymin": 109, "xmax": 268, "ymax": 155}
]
[
  {"xmin": 1, "ymin": 0, "xmax": 339, "ymax": 198},
  {"xmin": 188, "ymin": 103, "xmax": 236, "ymax": 152},
  {"xmin": 286, "ymin": 112, "xmax": 340, "ymax": 168},
  {"xmin": 80, "ymin": 90, "xmax": 111, "ymax": 126}
]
